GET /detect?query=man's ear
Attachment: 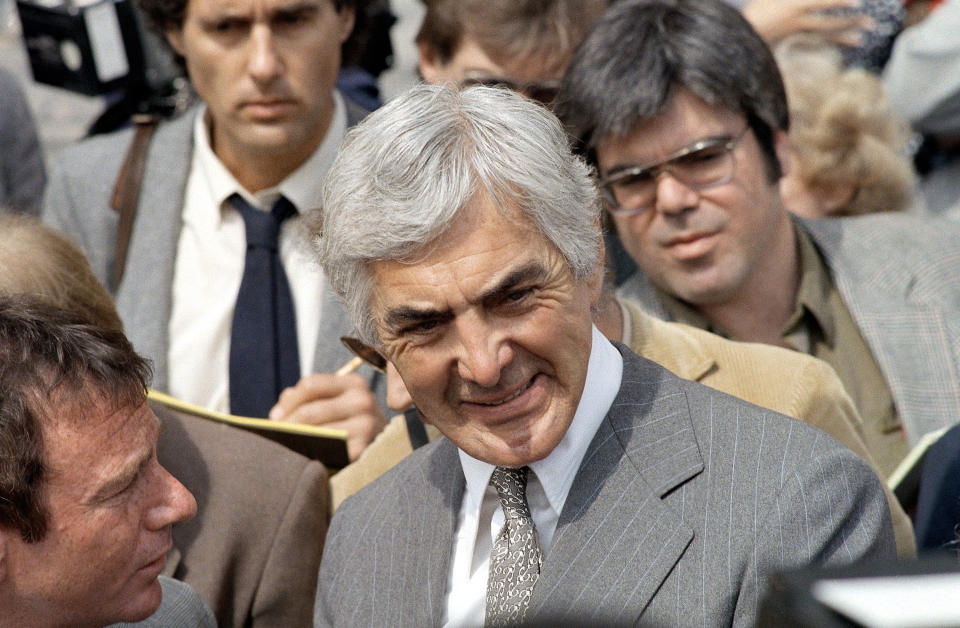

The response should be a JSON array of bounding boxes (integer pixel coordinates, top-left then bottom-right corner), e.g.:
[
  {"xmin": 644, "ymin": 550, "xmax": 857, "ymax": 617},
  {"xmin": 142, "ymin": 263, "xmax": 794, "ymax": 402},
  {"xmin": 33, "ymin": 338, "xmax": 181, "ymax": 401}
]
[
  {"xmin": 165, "ymin": 27, "xmax": 185, "ymax": 58},
  {"xmin": 417, "ymin": 41, "xmax": 443, "ymax": 84},
  {"xmin": 336, "ymin": 3, "xmax": 355, "ymax": 45}
]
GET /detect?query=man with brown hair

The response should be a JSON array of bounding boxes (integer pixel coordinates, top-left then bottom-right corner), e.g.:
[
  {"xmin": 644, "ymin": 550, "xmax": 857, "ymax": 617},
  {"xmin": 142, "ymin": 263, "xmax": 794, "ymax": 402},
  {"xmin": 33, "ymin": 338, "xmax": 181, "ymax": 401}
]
[
  {"xmin": 43, "ymin": 0, "xmax": 386, "ymax": 460},
  {"xmin": 0, "ymin": 295, "xmax": 211, "ymax": 627},
  {"xmin": 558, "ymin": 0, "xmax": 960, "ymax": 477}
]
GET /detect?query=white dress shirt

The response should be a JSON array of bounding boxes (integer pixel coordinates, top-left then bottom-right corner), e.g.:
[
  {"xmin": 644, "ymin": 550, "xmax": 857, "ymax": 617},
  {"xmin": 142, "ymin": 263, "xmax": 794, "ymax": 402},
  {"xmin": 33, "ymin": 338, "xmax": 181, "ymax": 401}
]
[
  {"xmin": 168, "ymin": 92, "xmax": 347, "ymax": 414},
  {"xmin": 443, "ymin": 326, "xmax": 623, "ymax": 627}
]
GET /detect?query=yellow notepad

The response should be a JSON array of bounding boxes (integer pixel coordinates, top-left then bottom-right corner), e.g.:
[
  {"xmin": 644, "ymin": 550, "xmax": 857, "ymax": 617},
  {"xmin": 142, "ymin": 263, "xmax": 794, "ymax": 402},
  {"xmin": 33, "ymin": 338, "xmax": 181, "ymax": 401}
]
[{"xmin": 148, "ymin": 389, "xmax": 350, "ymax": 469}]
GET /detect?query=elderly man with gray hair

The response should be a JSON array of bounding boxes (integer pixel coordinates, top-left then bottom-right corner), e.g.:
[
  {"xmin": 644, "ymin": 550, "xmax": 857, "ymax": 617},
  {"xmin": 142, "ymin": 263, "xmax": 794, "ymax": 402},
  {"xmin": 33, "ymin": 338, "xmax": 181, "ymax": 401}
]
[{"xmin": 311, "ymin": 84, "xmax": 893, "ymax": 627}]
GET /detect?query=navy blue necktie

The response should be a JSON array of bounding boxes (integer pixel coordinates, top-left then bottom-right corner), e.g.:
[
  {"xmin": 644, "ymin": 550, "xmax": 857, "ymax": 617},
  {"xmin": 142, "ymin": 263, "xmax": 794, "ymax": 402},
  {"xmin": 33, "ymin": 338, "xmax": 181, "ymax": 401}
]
[{"xmin": 228, "ymin": 193, "xmax": 300, "ymax": 417}]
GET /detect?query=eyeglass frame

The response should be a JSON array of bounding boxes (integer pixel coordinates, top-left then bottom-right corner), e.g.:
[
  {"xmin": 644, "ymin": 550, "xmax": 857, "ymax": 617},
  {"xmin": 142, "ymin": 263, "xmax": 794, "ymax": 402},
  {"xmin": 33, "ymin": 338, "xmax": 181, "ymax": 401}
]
[
  {"xmin": 460, "ymin": 74, "xmax": 562, "ymax": 107},
  {"xmin": 596, "ymin": 125, "xmax": 751, "ymax": 217}
]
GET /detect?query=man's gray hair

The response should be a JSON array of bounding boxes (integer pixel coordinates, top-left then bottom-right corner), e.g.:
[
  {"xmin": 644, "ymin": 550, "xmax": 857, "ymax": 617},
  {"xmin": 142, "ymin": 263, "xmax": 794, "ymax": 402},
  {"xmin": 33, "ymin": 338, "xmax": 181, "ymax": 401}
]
[{"xmin": 312, "ymin": 84, "xmax": 602, "ymax": 345}]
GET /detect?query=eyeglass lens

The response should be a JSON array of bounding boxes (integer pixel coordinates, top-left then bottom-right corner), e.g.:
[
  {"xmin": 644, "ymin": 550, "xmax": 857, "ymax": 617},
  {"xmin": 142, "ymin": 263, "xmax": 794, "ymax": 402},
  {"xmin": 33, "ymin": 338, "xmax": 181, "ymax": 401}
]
[{"xmin": 605, "ymin": 142, "xmax": 734, "ymax": 212}]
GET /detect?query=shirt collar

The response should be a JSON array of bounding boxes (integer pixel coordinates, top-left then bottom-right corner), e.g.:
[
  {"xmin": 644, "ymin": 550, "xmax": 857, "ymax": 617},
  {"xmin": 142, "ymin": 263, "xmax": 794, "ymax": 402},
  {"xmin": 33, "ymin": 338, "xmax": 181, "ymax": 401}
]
[
  {"xmin": 458, "ymin": 325, "xmax": 623, "ymax": 517},
  {"xmin": 655, "ymin": 285, "xmax": 712, "ymax": 331},
  {"xmin": 784, "ymin": 221, "xmax": 836, "ymax": 345},
  {"xmin": 191, "ymin": 91, "xmax": 347, "ymax": 215}
]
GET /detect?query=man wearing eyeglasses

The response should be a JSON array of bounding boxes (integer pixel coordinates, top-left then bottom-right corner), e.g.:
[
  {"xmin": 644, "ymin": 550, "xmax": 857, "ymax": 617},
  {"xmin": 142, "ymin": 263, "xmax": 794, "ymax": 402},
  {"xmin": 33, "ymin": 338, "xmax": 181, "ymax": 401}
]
[
  {"xmin": 415, "ymin": 0, "xmax": 607, "ymax": 109},
  {"xmin": 557, "ymin": 0, "xmax": 960, "ymax": 479}
]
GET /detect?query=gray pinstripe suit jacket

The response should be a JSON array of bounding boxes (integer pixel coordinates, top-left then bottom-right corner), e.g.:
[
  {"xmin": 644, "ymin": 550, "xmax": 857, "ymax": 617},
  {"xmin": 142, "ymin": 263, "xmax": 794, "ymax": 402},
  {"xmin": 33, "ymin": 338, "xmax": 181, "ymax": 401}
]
[
  {"xmin": 314, "ymin": 345, "xmax": 894, "ymax": 627},
  {"xmin": 40, "ymin": 99, "xmax": 381, "ymax": 397},
  {"xmin": 619, "ymin": 214, "xmax": 960, "ymax": 446}
]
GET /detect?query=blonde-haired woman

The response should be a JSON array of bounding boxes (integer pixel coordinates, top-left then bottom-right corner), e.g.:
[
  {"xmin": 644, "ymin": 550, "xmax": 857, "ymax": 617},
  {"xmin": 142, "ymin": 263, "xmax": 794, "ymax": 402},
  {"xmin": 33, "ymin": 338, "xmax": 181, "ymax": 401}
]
[{"xmin": 776, "ymin": 36, "xmax": 916, "ymax": 218}]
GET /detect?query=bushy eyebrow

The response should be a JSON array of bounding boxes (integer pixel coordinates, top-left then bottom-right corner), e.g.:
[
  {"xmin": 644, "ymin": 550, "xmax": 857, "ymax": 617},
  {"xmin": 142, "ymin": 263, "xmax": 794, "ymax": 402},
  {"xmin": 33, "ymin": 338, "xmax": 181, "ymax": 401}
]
[
  {"xmin": 381, "ymin": 261, "xmax": 549, "ymax": 330},
  {"xmin": 479, "ymin": 262, "xmax": 549, "ymax": 305},
  {"xmin": 383, "ymin": 305, "xmax": 451, "ymax": 330},
  {"xmin": 197, "ymin": 1, "xmax": 319, "ymax": 24},
  {"xmin": 271, "ymin": 2, "xmax": 319, "ymax": 20}
]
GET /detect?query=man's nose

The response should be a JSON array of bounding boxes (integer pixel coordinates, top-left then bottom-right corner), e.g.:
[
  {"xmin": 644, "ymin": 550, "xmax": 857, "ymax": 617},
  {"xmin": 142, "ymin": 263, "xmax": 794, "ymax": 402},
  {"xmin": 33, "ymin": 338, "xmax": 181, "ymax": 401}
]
[
  {"xmin": 247, "ymin": 25, "xmax": 283, "ymax": 84},
  {"xmin": 654, "ymin": 172, "xmax": 700, "ymax": 215},
  {"xmin": 147, "ymin": 465, "xmax": 198, "ymax": 530},
  {"xmin": 454, "ymin": 315, "xmax": 510, "ymax": 388}
]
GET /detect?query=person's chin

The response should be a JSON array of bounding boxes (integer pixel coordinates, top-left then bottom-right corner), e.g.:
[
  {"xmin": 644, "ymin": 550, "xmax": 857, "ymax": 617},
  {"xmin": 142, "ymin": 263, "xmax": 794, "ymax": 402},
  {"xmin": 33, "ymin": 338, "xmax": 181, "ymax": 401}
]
[
  {"xmin": 478, "ymin": 416, "xmax": 567, "ymax": 467},
  {"xmin": 109, "ymin": 579, "xmax": 164, "ymax": 625},
  {"xmin": 488, "ymin": 446, "xmax": 550, "ymax": 467},
  {"xmin": 240, "ymin": 125, "xmax": 298, "ymax": 149}
]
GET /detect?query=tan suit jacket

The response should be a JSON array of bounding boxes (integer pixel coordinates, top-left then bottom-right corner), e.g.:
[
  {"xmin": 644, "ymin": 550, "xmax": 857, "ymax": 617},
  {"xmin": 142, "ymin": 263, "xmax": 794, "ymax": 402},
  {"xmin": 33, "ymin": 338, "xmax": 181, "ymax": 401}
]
[
  {"xmin": 155, "ymin": 400, "xmax": 329, "ymax": 627},
  {"xmin": 331, "ymin": 300, "xmax": 914, "ymax": 556}
]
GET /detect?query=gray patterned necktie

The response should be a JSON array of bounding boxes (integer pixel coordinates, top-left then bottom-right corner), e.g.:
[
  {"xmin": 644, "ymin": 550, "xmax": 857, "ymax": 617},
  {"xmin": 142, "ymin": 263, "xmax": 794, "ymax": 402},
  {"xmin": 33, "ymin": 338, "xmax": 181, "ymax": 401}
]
[{"xmin": 485, "ymin": 466, "xmax": 542, "ymax": 627}]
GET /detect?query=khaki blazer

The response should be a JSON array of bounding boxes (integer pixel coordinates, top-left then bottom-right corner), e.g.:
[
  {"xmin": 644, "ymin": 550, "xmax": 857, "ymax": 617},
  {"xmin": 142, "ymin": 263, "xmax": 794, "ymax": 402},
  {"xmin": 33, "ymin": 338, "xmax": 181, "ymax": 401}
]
[
  {"xmin": 155, "ymin": 400, "xmax": 329, "ymax": 627},
  {"xmin": 331, "ymin": 300, "xmax": 914, "ymax": 556}
]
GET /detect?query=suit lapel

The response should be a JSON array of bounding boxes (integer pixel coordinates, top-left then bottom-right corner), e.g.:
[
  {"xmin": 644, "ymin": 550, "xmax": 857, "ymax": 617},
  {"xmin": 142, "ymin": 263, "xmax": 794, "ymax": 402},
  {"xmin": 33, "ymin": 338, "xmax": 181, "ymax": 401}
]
[
  {"xmin": 529, "ymin": 348, "xmax": 700, "ymax": 624},
  {"xmin": 311, "ymin": 282, "xmax": 385, "ymax": 402},
  {"xmin": 114, "ymin": 110, "xmax": 196, "ymax": 392},
  {"xmin": 804, "ymin": 218, "xmax": 960, "ymax": 444},
  {"xmin": 375, "ymin": 439, "xmax": 462, "ymax": 625},
  {"xmin": 419, "ymin": 440, "xmax": 464, "ymax": 624}
]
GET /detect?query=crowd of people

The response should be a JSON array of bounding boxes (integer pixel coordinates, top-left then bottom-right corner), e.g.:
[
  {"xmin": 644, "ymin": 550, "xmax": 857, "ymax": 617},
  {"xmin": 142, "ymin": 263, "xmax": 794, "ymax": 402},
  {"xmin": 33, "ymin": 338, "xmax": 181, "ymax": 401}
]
[{"xmin": 2, "ymin": 0, "xmax": 960, "ymax": 626}]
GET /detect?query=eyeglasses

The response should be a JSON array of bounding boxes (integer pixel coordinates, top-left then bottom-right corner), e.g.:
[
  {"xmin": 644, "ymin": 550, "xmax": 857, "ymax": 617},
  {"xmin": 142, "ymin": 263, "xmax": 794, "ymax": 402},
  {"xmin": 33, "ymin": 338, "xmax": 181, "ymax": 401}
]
[
  {"xmin": 340, "ymin": 336, "xmax": 386, "ymax": 373},
  {"xmin": 461, "ymin": 75, "xmax": 562, "ymax": 108},
  {"xmin": 597, "ymin": 126, "xmax": 750, "ymax": 216}
]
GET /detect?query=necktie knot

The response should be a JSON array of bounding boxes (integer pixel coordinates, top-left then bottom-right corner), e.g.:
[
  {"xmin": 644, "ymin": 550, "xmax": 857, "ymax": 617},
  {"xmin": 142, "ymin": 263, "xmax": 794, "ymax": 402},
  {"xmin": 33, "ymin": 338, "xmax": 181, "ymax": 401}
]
[
  {"xmin": 490, "ymin": 466, "xmax": 532, "ymax": 522},
  {"xmin": 229, "ymin": 194, "xmax": 296, "ymax": 250}
]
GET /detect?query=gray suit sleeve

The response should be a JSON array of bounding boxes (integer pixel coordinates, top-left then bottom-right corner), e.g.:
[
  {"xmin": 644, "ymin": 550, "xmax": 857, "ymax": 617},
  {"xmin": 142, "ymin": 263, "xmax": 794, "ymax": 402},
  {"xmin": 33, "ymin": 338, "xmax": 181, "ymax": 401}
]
[
  {"xmin": 0, "ymin": 69, "xmax": 45, "ymax": 215},
  {"xmin": 732, "ymin": 445, "xmax": 895, "ymax": 626}
]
